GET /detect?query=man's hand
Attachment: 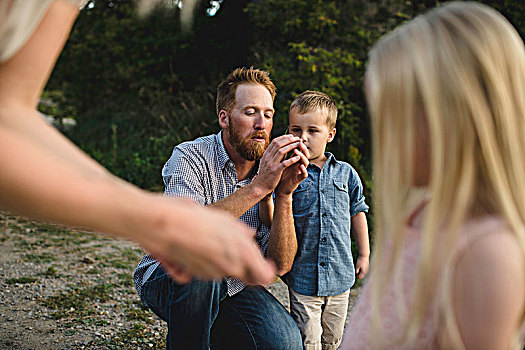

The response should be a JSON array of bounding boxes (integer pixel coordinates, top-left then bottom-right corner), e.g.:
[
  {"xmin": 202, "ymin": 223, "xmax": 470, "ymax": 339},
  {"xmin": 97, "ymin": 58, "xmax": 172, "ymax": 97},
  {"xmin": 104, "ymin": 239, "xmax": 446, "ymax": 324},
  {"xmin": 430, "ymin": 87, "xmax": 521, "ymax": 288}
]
[
  {"xmin": 275, "ymin": 143, "xmax": 310, "ymax": 197},
  {"xmin": 251, "ymin": 135, "xmax": 309, "ymax": 196}
]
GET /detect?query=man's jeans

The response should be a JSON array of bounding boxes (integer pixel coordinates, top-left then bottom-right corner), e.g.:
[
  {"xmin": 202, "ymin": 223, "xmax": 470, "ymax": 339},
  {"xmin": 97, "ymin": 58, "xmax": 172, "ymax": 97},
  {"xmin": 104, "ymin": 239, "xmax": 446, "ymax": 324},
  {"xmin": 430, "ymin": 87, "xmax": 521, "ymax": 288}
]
[{"xmin": 143, "ymin": 265, "xmax": 303, "ymax": 350}]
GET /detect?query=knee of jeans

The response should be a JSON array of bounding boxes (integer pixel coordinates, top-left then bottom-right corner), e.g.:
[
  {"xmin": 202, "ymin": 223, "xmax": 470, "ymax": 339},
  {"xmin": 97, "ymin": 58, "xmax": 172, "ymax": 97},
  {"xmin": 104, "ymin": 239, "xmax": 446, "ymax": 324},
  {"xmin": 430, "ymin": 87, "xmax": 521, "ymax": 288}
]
[{"xmin": 263, "ymin": 324, "xmax": 303, "ymax": 350}]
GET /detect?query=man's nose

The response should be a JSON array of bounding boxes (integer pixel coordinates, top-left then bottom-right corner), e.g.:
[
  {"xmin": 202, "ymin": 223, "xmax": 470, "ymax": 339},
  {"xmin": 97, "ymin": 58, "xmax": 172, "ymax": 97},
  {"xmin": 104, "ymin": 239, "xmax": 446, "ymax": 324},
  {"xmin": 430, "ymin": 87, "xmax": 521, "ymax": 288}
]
[{"xmin": 254, "ymin": 113, "xmax": 267, "ymax": 130}]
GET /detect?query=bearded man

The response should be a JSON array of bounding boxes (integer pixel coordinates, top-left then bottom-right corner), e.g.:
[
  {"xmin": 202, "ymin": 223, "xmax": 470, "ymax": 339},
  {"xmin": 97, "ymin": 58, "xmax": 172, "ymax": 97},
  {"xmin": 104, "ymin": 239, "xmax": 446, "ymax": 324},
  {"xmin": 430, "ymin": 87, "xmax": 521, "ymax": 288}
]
[{"xmin": 134, "ymin": 67, "xmax": 309, "ymax": 350}]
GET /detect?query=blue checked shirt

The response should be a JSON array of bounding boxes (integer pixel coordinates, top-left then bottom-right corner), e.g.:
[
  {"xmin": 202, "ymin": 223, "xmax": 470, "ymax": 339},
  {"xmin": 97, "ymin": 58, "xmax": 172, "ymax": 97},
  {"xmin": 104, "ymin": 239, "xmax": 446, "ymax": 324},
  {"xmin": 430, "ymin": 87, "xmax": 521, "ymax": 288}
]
[
  {"xmin": 133, "ymin": 132, "xmax": 270, "ymax": 305},
  {"xmin": 282, "ymin": 153, "xmax": 369, "ymax": 296}
]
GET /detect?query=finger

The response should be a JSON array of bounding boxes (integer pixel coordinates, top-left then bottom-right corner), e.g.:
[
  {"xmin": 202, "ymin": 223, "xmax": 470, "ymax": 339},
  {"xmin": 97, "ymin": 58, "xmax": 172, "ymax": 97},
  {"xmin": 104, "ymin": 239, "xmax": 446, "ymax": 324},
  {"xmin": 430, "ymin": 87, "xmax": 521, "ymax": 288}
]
[
  {"xmin": 299, "ymin": 164, "xmax": 308, "ymax": 179},
  {"xmin": 294, "ymin": 148, "xmax": 310, "ymax": 167},
  {"xmin": 239, "ymin": 252, "xmax": 276, "ymax": 286},
  {"xmin": 267, "ymin": 135, "xmax": 299, "ymax": 155},
  {"xmin": 271, "ymin": 137, "xmax": 301, "ymax": 155},
  {"xmin": 281, "ymin": 154, "xmax": 301, "ymax": 168},
  {"xmin": 163, "ymin": 263, "xmax": 193, "ymax": 284},
  {"xmin": 233, "ymin": 234, "xmax": 276, "ymax": 285},
  {"xmin": 296, "ymin": 140, "xmax": 310, "ymax": 159}
]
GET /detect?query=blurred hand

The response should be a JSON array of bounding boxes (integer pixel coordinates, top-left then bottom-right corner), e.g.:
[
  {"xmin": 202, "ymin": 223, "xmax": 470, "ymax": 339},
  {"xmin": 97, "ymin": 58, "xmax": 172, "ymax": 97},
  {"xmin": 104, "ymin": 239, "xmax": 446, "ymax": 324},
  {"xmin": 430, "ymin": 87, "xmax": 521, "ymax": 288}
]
[{"xmin": 139, "ymin": 197, "xmax": 276, "ymax": 285}]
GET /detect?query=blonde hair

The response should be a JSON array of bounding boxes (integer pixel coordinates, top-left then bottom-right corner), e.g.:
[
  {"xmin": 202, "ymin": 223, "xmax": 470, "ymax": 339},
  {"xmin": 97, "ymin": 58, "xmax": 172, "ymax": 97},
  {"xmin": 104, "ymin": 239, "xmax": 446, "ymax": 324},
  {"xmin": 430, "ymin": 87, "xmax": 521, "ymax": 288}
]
[
  {"xmin": 367, "ymin": 2, "xmax": 525, "ymax": 348},
  {"xmin": 290, "ymin": 90, "xmax": 338, "ymax": 129}
]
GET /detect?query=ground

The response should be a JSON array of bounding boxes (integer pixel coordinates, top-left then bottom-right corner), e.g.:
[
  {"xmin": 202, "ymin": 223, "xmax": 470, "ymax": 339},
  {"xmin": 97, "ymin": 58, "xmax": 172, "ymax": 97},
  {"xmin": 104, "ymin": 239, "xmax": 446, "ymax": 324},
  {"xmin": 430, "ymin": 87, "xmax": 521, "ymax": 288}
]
[{"xmin": 0, "ymin": 212, "xmax": 360, "ymax": 349}]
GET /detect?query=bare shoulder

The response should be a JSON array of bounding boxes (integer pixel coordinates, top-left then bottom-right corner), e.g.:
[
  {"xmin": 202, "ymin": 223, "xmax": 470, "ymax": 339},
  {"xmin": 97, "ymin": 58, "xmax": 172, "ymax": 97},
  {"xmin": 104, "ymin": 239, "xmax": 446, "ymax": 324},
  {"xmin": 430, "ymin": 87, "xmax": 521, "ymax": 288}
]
[{"xmin": 452, "ymin": 227, "xmax": 524, "ymax": 350}]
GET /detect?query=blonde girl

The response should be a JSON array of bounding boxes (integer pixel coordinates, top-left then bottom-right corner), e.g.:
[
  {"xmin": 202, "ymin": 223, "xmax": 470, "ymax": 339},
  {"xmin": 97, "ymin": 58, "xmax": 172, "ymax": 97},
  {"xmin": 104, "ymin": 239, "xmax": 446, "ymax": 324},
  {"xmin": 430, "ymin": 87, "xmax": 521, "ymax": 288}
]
[{"xmin": 342, "ymin": 2, "xmax": 525, "ymax": 349}]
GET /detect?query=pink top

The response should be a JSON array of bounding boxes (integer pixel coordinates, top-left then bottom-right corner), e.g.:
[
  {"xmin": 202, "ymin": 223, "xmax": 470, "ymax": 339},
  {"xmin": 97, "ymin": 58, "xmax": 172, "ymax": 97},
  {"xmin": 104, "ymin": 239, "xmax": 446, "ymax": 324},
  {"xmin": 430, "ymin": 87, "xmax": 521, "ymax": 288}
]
[{"xmin": 341, "ymin": 212, "xmax": 521, "ymax": 349}]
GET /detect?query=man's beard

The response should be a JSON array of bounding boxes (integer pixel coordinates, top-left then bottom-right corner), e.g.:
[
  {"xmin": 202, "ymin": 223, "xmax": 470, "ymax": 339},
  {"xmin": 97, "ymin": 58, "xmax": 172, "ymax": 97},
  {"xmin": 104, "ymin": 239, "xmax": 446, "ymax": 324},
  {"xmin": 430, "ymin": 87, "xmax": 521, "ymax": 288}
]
[{"xmin": 227, "ymin": 121, "xmax": 269, "ymax": 161}]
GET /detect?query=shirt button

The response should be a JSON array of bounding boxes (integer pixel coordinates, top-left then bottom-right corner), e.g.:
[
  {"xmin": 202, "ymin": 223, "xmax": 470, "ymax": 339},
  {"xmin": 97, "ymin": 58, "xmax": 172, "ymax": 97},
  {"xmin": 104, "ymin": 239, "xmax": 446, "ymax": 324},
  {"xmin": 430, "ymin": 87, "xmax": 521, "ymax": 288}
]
[
  {"xmin": 321, "ymin": 237, "xmax": 327, "ymax": 242},
  {"xmin": 320, "ymin": 262, "xmax": 325, "ymax": 267},
  {"xmin": 321, "ymin": 189, "xmax": 325, "ymax": 194},
  {"xmin": 322, "ymin": 213, "xmax": 327, "ymax": 217}
]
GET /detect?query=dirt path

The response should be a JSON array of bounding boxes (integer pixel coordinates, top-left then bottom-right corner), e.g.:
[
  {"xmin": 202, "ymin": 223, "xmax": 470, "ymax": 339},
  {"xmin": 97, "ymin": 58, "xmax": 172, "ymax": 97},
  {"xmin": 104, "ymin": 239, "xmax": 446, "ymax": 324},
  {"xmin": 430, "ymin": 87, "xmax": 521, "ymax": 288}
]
[{"xmin": 0, "ymin": 212, "xmax": 360, "ymax": 349}]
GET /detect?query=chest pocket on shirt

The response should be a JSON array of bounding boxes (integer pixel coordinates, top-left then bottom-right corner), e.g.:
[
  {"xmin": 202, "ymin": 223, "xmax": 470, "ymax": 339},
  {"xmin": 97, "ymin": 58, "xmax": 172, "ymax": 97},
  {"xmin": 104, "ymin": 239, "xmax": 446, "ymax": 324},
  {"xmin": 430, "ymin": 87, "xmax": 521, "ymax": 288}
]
[
  {"xmin": 292, "ymin": 178, "xmax": 314, "ymax": 214},
  {"xmin": 333, "ymin": 179, "xmax": 350, "ymax": 215}
]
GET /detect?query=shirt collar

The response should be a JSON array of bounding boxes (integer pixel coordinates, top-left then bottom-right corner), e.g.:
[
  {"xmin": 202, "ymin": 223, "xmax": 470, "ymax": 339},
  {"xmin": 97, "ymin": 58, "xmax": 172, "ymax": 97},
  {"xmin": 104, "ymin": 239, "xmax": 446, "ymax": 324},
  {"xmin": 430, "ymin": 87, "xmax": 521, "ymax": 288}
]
[
  {"xmin": 215, "ymin": 131, "xmax": 231, "ymax": 170},
  {"xmin": 308, "ymin": 152, "xmax": 338, "ymax": 170},
  {"xmin": 325, "ymin": 152, "xmax": 336, "ymax": 164}
]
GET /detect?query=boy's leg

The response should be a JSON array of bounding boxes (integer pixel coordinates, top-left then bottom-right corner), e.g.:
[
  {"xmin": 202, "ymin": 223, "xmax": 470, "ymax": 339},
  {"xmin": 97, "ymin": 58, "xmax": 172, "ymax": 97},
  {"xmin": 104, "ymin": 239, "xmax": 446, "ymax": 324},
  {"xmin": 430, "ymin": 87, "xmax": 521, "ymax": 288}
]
[
  {"xmin": 142, "ymin": 265, "xmax": 227, "ymax": 350},
  {"xmin": 320, "ymin": 289, "xmax": 350, "ymax": 350},
  {"xmin": 289, "ymin": 287, "xmax": 324, "ymax": 350},
  {"xmin": 210, "ymin": 285, "xmax": 303, "ymax": 350}
]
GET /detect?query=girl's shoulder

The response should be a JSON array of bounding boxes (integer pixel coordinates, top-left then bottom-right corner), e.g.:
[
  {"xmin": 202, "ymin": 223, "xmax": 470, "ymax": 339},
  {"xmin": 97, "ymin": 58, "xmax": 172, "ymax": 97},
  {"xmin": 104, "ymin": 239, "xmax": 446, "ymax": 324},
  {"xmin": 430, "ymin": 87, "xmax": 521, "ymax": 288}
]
[{"xmin": 452, "ymin": 216, "xmax": 524, "ymax": 350}]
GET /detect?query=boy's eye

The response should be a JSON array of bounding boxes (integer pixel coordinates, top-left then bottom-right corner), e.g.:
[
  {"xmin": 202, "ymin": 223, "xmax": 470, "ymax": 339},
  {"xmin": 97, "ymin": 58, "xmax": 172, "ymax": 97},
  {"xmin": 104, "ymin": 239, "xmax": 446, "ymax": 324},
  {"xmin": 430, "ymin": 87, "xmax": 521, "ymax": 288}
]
[
  {"xmin": 309, "ymin": 129, "xmax": 318, "ymax": 133},
  {"xmin": 290, "ymin": 128, "xmax": 300, "ymax": 133}
]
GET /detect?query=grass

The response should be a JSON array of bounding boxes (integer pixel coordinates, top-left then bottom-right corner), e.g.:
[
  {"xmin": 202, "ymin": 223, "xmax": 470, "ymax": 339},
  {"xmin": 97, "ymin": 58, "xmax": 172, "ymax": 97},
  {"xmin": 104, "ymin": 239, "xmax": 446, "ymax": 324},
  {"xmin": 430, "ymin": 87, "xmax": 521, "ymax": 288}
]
[
  {"xmin": 43, "ymin": 266, "xmax": 58, "ymax": 276},
  {"xmin": 103, "ymin": 322, "xmax": 166, "ymax": 349},
  {"xmin": 125, "ymin": 302, "xmax": 154, "ymax": 323},
  {"xmin": 42, "ymin": 283, "xmax": 114, "ymax": 319},
  {"xmin": 0, "ymin": 212, "xmax": 169, "ymax": 349},
  {"xmin": 23, "ymin": 252, "xmax": 56, "ymax": 263},
  {"xmin": 118, "ymin": 273, "xmax": 134, "ymax": 287},
  {"xmin": 5, "ymin": 276, "xmax": 38, "ymax": 284}
]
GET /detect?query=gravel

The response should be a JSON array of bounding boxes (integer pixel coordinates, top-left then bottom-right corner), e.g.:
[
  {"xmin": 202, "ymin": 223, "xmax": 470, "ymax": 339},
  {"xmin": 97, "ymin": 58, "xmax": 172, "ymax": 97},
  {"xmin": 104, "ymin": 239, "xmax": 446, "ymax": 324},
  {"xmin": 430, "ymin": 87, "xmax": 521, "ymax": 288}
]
[{"xmin": 0, "ymin": 212, "xmax": 360, "ymax": 349}]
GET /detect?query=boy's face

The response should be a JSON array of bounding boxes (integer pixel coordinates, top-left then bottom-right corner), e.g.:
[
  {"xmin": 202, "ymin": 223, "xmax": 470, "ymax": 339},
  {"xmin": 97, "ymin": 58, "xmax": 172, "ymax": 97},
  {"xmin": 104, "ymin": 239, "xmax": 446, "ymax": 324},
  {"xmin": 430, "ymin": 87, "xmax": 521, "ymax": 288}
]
[{"xmin": 288, "ymin": 108, "xmax": 335, "ymax": 164}]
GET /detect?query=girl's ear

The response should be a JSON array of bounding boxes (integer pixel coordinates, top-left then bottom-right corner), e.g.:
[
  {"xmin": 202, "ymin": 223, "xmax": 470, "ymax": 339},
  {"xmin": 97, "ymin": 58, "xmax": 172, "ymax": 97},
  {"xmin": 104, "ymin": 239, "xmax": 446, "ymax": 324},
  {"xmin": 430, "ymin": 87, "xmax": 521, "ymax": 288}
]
[
  {"xmin": 218, "ymin": 110, "xmax": 229, "ymax": 130},
  {"xmin": 327, "ymin": 128, "xmax": 336, "ymax": 143}
]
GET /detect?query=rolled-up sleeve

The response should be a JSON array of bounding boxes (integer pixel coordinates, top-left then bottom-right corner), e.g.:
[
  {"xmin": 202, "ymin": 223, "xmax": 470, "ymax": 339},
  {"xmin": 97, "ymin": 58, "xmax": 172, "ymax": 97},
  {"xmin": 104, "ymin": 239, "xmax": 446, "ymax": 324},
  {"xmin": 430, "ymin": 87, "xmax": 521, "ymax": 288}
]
[
  {"xmin": 348, "ymin": 168, "xmax": 369, "ymax": 216},
  {"xmin": 162, "ymin": 148, "xmax": 205, "ymax": 205}
]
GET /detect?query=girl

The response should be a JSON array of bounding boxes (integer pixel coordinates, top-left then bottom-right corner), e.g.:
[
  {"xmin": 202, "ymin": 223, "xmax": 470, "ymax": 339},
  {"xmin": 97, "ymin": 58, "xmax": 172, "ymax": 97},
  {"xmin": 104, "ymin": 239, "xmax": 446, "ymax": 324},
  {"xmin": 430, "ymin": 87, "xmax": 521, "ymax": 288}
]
[{"xmin": 342, "ymin": 2, "xmax": 525, "ymax": 349}]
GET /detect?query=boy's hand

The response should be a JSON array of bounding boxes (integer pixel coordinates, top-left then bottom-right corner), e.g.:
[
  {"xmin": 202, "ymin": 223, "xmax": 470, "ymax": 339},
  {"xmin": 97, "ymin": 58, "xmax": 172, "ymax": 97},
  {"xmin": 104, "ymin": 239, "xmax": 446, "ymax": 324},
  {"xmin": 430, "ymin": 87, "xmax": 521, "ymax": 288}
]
[
  {"xmin": 355, "ymin": 255, "xmax": 369, "ymax": 279},
  {"xmin": 275, "ymin": 145, "xmax": 309, "ymax": 197}
]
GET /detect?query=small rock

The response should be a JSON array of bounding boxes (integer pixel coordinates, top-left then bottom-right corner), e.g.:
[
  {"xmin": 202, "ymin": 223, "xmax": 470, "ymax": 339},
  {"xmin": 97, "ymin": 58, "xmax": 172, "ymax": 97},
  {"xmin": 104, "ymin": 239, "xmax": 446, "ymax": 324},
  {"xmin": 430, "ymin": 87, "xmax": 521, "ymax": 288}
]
[{"xmin": 81, "ymin": 257, "xmax": 95, "ymax": 264}]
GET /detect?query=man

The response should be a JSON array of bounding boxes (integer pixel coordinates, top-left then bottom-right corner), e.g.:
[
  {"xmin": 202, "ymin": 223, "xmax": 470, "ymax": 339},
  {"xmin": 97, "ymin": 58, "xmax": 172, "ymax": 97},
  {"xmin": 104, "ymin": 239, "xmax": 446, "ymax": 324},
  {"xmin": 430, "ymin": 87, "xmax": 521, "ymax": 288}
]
[{"xmin": 133, "ymin": 67, "xmax": 309, "ymax": 349}]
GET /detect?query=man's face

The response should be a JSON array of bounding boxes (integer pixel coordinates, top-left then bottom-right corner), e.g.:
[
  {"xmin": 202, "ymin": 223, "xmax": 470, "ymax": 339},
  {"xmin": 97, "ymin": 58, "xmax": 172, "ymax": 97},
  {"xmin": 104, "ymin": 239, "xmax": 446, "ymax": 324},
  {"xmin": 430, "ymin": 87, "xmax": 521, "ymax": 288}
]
[{"xmin": 226, "ymin": 84, "xmax": 274, "ymax": 161}]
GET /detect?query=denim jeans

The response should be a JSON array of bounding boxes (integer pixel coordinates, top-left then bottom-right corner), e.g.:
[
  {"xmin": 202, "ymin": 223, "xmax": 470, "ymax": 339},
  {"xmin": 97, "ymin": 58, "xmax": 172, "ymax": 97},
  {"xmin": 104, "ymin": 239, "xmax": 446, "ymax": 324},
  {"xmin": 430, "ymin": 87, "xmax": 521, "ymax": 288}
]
[{"xmin": 143, "ymin": 265, "xmax": 303, "ymax": 350}]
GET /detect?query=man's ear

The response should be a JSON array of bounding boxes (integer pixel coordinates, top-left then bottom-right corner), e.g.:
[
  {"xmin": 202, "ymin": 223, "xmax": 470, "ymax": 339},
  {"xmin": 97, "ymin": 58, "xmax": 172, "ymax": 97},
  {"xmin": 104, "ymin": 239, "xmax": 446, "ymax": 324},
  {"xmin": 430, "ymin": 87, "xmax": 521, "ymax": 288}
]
[
  {"xmin": 218, "ymin": 110, "xmax": 229, "ymax": 130},
  {"xmin": 327, "ymin": 128, "xmax": 336, "ymax": 143}
]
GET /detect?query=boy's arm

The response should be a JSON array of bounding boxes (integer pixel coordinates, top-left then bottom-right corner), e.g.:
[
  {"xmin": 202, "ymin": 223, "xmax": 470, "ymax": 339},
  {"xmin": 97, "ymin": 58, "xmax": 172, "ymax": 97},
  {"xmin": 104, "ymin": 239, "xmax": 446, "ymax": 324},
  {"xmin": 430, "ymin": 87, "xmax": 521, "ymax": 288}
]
[
  {"xmin": 259, "ymin": 193, "xmax": 274, "ymax": 227},
  {"xmin": 351, "ymin": 212, "xmax": 370, "ymax": 279}
]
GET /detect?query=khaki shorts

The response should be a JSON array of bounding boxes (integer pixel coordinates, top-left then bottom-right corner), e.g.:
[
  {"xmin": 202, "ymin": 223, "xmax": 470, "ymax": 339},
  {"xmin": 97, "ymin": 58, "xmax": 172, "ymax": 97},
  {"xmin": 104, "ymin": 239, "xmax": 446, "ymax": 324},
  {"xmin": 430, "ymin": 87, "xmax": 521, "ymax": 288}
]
[{"xmin": 289, "ymin": 287, "xmax": 350, "ymax": 350}]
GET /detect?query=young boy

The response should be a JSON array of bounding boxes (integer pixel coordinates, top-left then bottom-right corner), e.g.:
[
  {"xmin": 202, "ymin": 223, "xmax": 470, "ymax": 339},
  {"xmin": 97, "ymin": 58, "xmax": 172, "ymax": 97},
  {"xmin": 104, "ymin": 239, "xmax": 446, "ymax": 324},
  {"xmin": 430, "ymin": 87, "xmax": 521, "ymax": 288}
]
[{"xmin": 262, "ymin": 90, "xmax": 370, "ymax": 350}]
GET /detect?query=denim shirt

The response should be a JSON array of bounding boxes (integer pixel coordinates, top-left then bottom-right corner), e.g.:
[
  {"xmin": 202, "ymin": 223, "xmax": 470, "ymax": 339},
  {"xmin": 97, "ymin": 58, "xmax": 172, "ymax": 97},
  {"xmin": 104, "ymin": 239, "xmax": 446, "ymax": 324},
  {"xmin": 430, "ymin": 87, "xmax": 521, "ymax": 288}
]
[{"xmin": 283, "ymin": 153, "xmax": 369, "ymax": 296}]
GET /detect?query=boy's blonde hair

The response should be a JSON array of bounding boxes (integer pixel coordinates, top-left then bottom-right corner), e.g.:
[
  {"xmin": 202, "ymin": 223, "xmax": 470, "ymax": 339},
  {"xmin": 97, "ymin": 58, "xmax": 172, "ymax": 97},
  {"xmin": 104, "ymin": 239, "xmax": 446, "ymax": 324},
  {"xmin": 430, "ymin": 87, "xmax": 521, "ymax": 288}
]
[
  {"xmin": 290, "ymin": 90, "xmax": 338, "ymax": 129},
  {"xmin": 367, "ymin": 2, "xmax": 525, "ymax": 349}
]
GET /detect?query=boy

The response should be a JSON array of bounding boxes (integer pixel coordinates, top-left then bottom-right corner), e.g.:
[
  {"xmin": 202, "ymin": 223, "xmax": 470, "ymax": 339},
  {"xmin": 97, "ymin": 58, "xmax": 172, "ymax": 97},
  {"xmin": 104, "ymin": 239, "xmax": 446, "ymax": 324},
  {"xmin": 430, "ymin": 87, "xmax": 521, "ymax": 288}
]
[{"xmin": 262, "ymin": 90, "xmax": 370, "ymax": 350}]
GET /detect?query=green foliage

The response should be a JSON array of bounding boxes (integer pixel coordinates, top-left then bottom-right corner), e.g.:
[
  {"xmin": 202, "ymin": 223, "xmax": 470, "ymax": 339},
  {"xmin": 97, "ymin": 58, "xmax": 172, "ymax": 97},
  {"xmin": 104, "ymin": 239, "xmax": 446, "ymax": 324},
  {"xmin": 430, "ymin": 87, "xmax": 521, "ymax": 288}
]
[
  {"xmin": 44, "ymin": 0, "xmax": 525, "ymax": 241},
  {"xmin": 5, "ymin": 276, "xmax": 38, "ymax": 284},
  {"xmin": 23, "ymin": 252, "xmax": 56, "ymax": 263},
  {"xmin": 43, "ymin": 266, "xmax": 58, "ymax": 277}
]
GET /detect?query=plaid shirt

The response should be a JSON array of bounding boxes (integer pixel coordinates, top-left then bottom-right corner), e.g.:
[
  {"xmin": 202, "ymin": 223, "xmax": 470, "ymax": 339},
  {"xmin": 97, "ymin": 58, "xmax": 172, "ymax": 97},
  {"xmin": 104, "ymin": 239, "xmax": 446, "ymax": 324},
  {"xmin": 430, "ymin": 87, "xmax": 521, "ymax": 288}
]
[{"xmin": 133, "ymin": 132, "xmax": 270, "ymax": 305}]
